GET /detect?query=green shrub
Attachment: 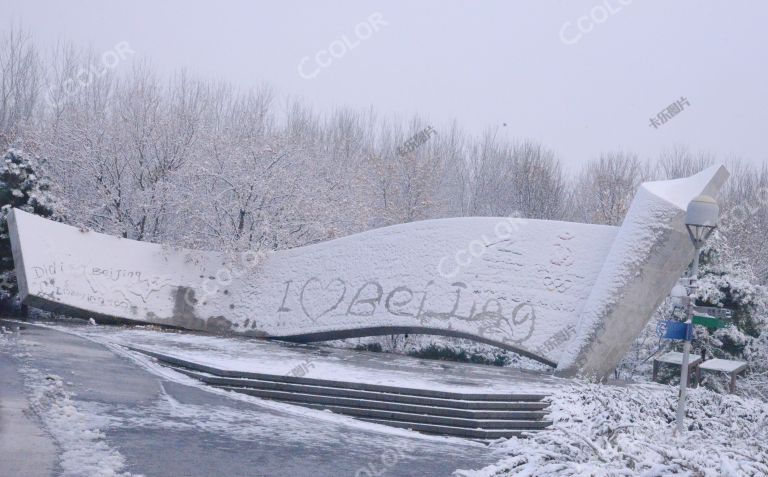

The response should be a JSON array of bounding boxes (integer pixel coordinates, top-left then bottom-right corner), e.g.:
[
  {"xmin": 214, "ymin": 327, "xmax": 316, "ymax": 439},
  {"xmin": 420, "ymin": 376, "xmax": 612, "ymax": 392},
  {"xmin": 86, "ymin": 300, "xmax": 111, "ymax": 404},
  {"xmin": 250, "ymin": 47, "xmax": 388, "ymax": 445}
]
[
  {"xmin": 408, "ymin": 344, "xmax": 509, "ymax": 366},
  {"xmin": 354, "ymin": 342, "xmax": 383, "ymax": 352}
]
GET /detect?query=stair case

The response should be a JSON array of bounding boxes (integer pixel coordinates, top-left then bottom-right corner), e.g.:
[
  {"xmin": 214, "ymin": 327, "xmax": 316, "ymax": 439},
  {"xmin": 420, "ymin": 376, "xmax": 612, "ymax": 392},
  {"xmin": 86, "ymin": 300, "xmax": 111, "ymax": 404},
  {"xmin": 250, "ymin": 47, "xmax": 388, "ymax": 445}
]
[{"xmin": 131, "ymin": 347, "xmax": 552, "ymax": 439}]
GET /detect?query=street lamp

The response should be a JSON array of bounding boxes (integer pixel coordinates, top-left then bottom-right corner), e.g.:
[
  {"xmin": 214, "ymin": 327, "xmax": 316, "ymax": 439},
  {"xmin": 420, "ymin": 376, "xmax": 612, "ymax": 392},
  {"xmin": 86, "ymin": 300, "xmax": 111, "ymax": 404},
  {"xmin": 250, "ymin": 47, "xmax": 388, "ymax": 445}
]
[{"xmin": 675, "ymin": 194, "xmax": 719, "ymax": 435}]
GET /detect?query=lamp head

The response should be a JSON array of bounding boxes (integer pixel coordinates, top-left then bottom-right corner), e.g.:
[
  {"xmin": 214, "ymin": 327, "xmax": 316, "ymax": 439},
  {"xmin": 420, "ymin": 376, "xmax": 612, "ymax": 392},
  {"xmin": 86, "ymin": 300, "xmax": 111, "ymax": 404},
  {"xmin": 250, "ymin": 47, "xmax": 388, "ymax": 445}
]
[
  {"xmin": 685, "ymin": 195, "xmax": 719, "ymax": 247},
  {"xmin": 671, "ymin": 282, "xmax": 688, "ymax": 298},
  {"xmin": 670, "ymin": 282, "xmax": 690, "ymax": 307}
]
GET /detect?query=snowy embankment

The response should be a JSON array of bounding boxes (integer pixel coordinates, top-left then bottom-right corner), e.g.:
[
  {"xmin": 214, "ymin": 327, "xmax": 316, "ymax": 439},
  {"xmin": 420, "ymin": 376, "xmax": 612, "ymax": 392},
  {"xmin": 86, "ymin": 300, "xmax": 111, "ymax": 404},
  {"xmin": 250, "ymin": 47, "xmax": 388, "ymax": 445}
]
[{"xmin": 456, "ymin": 382, "xmax": 768, "ymax": 477}]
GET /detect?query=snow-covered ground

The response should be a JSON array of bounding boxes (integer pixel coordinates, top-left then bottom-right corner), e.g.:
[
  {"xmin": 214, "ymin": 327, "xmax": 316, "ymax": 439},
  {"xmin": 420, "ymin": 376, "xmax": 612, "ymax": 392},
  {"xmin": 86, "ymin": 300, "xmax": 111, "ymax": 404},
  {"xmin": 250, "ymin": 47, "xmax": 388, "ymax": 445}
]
[
  {"xmin": 4, "ymin": 319, "xmax": 767, "ymax": 476},
  {"xmin": 30, "ymin": 320, "xmax": 566, "ymax": 394},
  {"xmin": 456, "ymin": 383, "xmax": 768, "ymax": 476},
  {"xmin": 0, "ymin": 320, "xmax": 503, "ymax": 476},
  {"xmin": 0, "ymin": 326, "xmax": 139, "ymax": 477}
]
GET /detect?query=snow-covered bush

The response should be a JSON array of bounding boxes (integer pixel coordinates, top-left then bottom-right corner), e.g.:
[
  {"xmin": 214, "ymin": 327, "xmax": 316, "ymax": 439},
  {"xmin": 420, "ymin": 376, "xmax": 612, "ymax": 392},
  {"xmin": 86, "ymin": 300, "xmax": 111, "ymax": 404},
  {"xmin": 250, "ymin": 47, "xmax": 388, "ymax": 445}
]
[
  {"xmin": 334, "ymin": 334, "xmax": 550, "ymax": 372},
  {"xmin": 617, "ymin": 229, "xmax": 768, "ymax": 394},
  {"xmin": 456, "ymin": 382, "xmax": 768, "ymax": 477},
  {"xmin": 0, "ymin": 148, "xmax": 60, "ymax": 300}
]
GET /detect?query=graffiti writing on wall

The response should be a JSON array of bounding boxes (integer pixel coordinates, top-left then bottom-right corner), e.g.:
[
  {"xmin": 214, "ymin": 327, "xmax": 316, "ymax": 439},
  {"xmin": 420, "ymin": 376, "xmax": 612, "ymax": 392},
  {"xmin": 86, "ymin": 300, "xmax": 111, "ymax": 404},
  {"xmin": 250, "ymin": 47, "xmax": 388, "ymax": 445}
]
[
  {"xmin": 275, "ymin": 277, "xmax": 536, "ymax": 345},
  {"xmin": 30, "ymin": 260, "xmax": 173, "ymax": 307}
]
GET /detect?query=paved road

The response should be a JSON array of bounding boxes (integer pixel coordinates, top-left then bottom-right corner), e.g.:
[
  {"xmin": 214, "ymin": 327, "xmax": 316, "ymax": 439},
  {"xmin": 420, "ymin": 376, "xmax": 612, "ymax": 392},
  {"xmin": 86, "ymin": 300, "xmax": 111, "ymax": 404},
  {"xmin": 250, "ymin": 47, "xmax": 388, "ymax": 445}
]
[
  {"xmin": 0, "ymin": 327, "xmax": 57, "ymax": 477},
  {"xmin": 0, "ymin": 322, "xmax": 498, "ymax": 477}
]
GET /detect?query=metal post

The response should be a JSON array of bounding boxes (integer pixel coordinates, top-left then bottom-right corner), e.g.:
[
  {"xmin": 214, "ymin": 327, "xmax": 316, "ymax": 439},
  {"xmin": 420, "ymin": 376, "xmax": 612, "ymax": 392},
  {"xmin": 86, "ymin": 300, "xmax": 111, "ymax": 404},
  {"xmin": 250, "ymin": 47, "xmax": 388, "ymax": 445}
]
[
  {"xmin": 675, "ymin": 245, "xmax": 700, "ymax": 435},
  {"xmin": 676, "ymin": 338, "xmax": 691, "ymax": 434}
]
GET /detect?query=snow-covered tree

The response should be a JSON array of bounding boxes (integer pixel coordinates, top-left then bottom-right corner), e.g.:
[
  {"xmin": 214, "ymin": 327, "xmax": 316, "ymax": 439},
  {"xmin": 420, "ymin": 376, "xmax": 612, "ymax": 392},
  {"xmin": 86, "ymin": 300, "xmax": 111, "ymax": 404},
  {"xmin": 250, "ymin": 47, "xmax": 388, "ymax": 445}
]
[
  {"xmin": 693, "ymin": 232, "xmax": 768, "ymax": 393},
  {"xmin": 617, "ymin": 230, "xmax": 768, "ymax": 392},
  {"xmin": 0, "ymin": 148, "xmax": 59, "ymax": 300},
  {"xmin": 464, "ymin": 134, "xmax": 565, "ymax": 219},
  {"xmin": 0, "ymin": 26, "xmax": 41, "ymax": 148},
  {"xmin": 719, "ymin": 160, "xmax": 768, "ymax": 285},
  {"xmin": 569, "ymin": 152, "xmax": 649, "ymax": 225}
]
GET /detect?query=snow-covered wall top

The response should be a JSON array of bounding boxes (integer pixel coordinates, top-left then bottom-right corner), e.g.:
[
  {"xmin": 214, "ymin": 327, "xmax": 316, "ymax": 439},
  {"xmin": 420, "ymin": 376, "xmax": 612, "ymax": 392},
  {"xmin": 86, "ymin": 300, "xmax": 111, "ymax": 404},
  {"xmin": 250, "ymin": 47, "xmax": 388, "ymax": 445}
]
[{"xmin": 7, "ymin": 165, "xmax": 728, "ymax": 373}]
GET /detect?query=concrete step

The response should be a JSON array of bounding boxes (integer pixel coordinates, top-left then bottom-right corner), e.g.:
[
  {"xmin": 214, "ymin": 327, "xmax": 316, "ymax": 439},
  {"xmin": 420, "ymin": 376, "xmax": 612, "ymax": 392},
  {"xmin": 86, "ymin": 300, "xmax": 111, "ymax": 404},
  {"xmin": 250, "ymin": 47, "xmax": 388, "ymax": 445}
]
[
  {"xmin": 358, "ymin": 419, "xmax": 546, "ymax": 439},
  {"xmin": 175, "ymin": 368, "xmax": 550, "ymax": 412},
  {"xmin": 220, "ymin": 386, "xmax": 550, "ymax": 417},
  {"xmin": 302, "ymin": 402, "xmax": 548, "ymax": 421},
  {"xmin": 297, "ymin": 403, "xmax": 553, "ymax": 429},
  {"xmin": 130, "ymin": 346, "xmax": 553, "ymax": 438},
  {"xmin": 131, "ymin": 346, "xmax": 547, "ymax": 402}
]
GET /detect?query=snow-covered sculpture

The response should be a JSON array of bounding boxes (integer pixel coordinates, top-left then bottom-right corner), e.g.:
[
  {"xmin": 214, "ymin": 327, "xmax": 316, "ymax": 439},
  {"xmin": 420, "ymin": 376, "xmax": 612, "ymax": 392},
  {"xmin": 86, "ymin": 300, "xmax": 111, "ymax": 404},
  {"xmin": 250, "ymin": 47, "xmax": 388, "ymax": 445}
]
[
  {"xmin": 7, "ymin": 165, "xmax": 729, "ymax": 377},
  {"xmin": 556, "ymin": 165, "xmax": 729, "ymax": 377}
]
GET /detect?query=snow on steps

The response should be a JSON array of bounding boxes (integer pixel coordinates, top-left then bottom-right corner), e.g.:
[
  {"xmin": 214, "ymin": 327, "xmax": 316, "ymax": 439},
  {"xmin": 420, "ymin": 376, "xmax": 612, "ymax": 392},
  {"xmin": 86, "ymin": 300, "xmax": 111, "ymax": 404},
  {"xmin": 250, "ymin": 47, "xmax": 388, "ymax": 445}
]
[{"xmin": 129, "ymin": 346, "xmax": 552, "ymax": 439}]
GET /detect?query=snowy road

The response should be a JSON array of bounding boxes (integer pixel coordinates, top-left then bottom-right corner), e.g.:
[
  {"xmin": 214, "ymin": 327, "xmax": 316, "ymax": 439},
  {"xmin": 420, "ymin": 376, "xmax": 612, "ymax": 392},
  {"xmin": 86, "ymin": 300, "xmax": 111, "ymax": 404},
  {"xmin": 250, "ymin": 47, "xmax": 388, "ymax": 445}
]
[
  {"xmin": 0, "ymin": 321, "xmax": 501, "ymax": 477},
  {"xmin": 0, "ymin": 341, "xmax": 56, "ymax": 477}
]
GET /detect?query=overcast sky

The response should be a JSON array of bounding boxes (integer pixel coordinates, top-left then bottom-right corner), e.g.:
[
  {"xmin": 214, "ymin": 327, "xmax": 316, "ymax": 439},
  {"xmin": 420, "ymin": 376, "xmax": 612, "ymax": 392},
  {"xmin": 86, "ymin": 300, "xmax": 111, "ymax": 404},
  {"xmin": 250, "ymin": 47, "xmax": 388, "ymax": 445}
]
[{"xmin": 2, "ymin": 0, "xmax": 766, "ymax": 171}]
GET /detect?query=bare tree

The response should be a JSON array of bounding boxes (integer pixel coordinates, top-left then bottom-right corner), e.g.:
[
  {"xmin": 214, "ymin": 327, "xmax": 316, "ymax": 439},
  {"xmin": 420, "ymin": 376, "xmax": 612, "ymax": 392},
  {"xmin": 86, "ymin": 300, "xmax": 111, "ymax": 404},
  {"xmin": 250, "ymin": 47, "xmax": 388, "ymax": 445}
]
[
  {"xmin": 655, "ymin": 145, "xmax": 714, "ymax": 179},
  {"xmin": 719, "ymin": 160, "xmax": 768, "ymax": 284},
  {"xmin": 0, "ymin": 26, "xmax": 41, "ymax": 146},
  {"xmin": 570, "ymin": 151, "xmax": 649, "ymax": 226},
  {"xmin": 465, "ymin": 133, "xmax": 565, "ymax": 219},
  {"xmin": 365, "ymin": 119, "xmax": 446, "ymax": 226}
]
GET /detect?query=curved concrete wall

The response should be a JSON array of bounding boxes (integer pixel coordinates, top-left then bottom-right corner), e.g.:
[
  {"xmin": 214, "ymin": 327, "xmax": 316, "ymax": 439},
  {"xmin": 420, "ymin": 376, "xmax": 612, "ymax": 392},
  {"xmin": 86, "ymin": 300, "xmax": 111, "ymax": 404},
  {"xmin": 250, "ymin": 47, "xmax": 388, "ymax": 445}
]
[
  {"xmin": 7, "ymin": 165, "xmax": 728, "ymax": 374},
  {"xmin": 9, "ymin": 211, "xmax": 616, "ymax": 366}
]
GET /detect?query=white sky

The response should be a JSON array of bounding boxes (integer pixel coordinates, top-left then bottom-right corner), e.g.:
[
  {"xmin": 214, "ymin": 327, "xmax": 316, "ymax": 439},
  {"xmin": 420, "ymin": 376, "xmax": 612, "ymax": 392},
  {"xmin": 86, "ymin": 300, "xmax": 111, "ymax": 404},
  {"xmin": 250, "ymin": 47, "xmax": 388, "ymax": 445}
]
[{"xmin": 2, "ymin": 0, "xmax": 767, "ymax": 171}]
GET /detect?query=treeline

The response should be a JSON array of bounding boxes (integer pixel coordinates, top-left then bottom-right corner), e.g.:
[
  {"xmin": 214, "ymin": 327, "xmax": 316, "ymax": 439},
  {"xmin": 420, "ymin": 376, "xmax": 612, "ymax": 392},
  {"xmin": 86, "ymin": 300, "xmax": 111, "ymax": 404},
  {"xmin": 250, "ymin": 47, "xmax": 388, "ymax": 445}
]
[{"xmin": 1, "ymin": 27, "xmax": 767, "ymax": 283}]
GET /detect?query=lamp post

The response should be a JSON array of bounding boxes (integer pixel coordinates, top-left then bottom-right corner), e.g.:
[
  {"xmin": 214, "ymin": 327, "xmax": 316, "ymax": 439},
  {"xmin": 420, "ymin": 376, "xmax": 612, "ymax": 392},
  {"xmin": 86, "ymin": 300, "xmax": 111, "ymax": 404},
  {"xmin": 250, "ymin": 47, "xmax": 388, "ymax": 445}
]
[{"xmin": 675, "ymin": 195, "xmax": 719, "ymax": 435}]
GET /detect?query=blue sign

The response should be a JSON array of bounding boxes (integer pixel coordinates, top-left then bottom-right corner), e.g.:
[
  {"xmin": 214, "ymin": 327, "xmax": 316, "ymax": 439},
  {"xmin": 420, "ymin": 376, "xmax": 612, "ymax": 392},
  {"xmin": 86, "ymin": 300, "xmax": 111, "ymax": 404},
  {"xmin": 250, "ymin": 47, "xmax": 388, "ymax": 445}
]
[{"xmin": 658, "ymin": 320, "xmax": 693, "ymax": 341}]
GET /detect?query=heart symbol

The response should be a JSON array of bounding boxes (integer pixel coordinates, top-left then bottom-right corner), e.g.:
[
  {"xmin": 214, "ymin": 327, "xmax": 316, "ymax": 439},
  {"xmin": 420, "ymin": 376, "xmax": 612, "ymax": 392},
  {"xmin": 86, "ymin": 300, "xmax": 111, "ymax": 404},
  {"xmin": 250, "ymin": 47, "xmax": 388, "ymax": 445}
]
[{"xmin": 300, "ymin": 277, "xmax": 346, "ymax": 323}]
